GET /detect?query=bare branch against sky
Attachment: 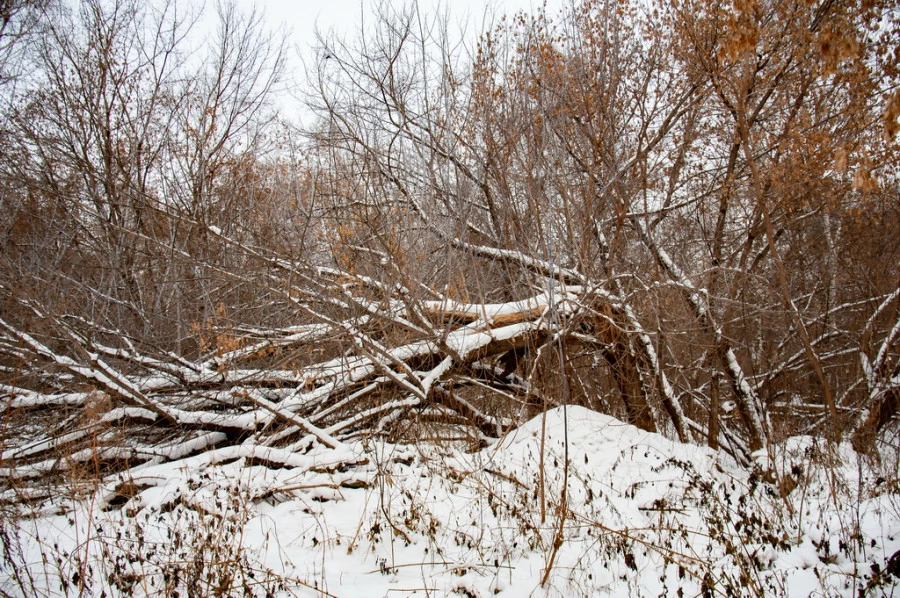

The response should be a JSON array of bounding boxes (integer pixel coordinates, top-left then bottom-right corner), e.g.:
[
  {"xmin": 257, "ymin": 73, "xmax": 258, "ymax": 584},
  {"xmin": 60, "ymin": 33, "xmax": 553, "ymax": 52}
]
[{"xmin": 256, "ymin": 0, "xmax": 566, "ymax": 123}]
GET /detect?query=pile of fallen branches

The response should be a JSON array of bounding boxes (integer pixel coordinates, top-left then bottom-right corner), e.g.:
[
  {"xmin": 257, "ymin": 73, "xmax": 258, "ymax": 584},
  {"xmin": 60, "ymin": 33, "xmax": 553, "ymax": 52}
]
[
  {"xmin": 2, "ymin": 228, "xmax": 749, "ymax": 505},
  {"xmin": 0, "ymin": 266, "xmax": 573, "ymax": 502},
  {"xmin": 3, "ymin": 219, "xmax": 899, "ymax": 509}
]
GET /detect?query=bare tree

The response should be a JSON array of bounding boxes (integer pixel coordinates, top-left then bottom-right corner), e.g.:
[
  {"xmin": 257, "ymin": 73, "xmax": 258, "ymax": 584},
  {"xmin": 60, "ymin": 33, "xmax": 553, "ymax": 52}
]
[
  {"xmin": 301, "ymin": 0, "xmax": 899, "ymax": 459},
  {"xmin": 1, "ymin": 0, "xmax": 898, "ymax": 499},
  {"xmin": 0, "ymin": 0, "xmax": 47, "ymax": 88}
]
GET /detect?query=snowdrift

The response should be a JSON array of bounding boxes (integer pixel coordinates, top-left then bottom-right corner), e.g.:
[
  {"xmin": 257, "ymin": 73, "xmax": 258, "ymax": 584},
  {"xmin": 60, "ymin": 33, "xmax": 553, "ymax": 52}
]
[{"xmin": 3, "ymin": 406, "xmax": 900, "ymax": 597}]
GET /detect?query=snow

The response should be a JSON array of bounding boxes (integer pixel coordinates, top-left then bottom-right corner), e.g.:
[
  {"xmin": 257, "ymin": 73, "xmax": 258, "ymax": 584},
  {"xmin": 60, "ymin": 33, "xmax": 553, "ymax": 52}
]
[
  {"xmin": 423, "ymin": 288, "xmax": 580, "ymax": 325},
  {"xmin": 3, "ymin": 407, "xmax": 899, "ymax": 597},
  {"xmin": 1, "ymin": 385, "xmax": 92, "ymax": 408}
]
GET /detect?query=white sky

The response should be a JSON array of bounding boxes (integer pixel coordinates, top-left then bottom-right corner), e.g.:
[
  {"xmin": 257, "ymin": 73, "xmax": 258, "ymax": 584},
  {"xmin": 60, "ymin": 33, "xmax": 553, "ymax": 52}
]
[
  {"xmin": 251, "ymin": 0, "xmax": 567, "ymax": 123},
  {"xmin": 255, "ymin": 0, "xmax": 564, "ymax": 51}
]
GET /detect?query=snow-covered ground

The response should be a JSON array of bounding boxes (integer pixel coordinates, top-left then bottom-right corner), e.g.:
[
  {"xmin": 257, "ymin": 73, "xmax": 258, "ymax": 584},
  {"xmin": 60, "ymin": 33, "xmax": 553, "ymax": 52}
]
[{"xmin": 3, "ymin": 406, "xmax": 900, "ymax": 597}]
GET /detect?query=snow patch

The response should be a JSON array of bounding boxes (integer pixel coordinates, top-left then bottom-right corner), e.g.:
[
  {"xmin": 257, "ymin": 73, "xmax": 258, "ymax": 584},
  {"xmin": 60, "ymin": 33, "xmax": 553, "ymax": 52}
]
[{"xmin": 3, "ymin": 407, "xmax": 899, "ymax": 597}]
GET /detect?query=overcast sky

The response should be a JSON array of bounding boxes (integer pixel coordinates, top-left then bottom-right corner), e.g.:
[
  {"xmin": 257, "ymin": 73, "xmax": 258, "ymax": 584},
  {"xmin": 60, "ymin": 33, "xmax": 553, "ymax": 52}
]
[
  {"xmin": 256, "ymin": 0, "xmax": 564, "ymax": 51},
  {"xmin": 252, "ymin": 0, "xmax": 567, "ymax": 123}
]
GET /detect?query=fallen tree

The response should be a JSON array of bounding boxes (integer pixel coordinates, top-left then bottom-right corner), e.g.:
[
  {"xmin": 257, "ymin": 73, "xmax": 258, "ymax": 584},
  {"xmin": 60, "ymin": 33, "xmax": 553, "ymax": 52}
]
[{"xmin": 1, "ymin": 0, "xmax": 899, "ymax": 511}]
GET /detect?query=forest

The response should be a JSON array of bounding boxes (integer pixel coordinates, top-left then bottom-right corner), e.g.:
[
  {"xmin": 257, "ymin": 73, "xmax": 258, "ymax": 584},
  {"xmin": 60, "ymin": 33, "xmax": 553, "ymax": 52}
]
[{"xmin": 1, "ymin": 0, "xmax": 899, "ymax": 595}]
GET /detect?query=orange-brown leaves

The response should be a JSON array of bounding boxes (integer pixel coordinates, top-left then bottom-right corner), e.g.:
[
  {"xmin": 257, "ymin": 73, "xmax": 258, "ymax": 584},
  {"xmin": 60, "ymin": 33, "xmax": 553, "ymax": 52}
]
[
  {"xmin": 191, "ymin": 302, "xmax": 243, "ymax": 359},
  {"xmin": 833, "ymin": 147, "xmax": 849, "ymax": 173},
  {"xmin": 884, "ymin": 89, "xmax": 900, "ymax": 142},
  {"xmin": 817, "ymin": 25, "xmax": 862, "ymax": 76},
  {"xmin": 852, "ymin": 154, "xmax": 879, "ymax": 193},
  {"xmin": 720, "ymin": 0, "xmax": 761, "ymax": 63}
]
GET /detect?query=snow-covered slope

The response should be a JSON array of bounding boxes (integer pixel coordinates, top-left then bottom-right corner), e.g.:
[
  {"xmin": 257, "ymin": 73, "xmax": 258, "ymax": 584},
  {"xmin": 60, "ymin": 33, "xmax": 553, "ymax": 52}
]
[{"xmin": 4, "ymin": 406, "xmax": 900, "ymax": 597}]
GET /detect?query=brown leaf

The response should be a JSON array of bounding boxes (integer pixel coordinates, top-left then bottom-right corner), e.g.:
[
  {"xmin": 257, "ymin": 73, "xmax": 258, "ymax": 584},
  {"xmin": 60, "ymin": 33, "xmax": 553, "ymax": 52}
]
[{"xmin": 834, "ymin": 147, "xmax": 848, "ymax": 173}]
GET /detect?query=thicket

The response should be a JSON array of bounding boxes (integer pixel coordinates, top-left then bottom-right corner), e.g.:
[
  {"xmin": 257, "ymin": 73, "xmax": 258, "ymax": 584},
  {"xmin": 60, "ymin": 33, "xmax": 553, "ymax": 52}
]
[{"xmin": 0, "ymin": 0, "xmax": 898, "ymax": 594}]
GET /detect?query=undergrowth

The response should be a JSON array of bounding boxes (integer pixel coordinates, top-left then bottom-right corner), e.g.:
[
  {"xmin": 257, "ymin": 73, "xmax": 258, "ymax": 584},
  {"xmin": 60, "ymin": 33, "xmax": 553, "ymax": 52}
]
[
  {"xmin": 2, "ymin": 422, "xmax": 900, "ymax": 597},
  {"xmin": 356, "ymin": 430, "xmax": 900, "ymax": 597},
  {"xmin": 0, "ymin": 473, "xmax": 299, "ymax": 597}
]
